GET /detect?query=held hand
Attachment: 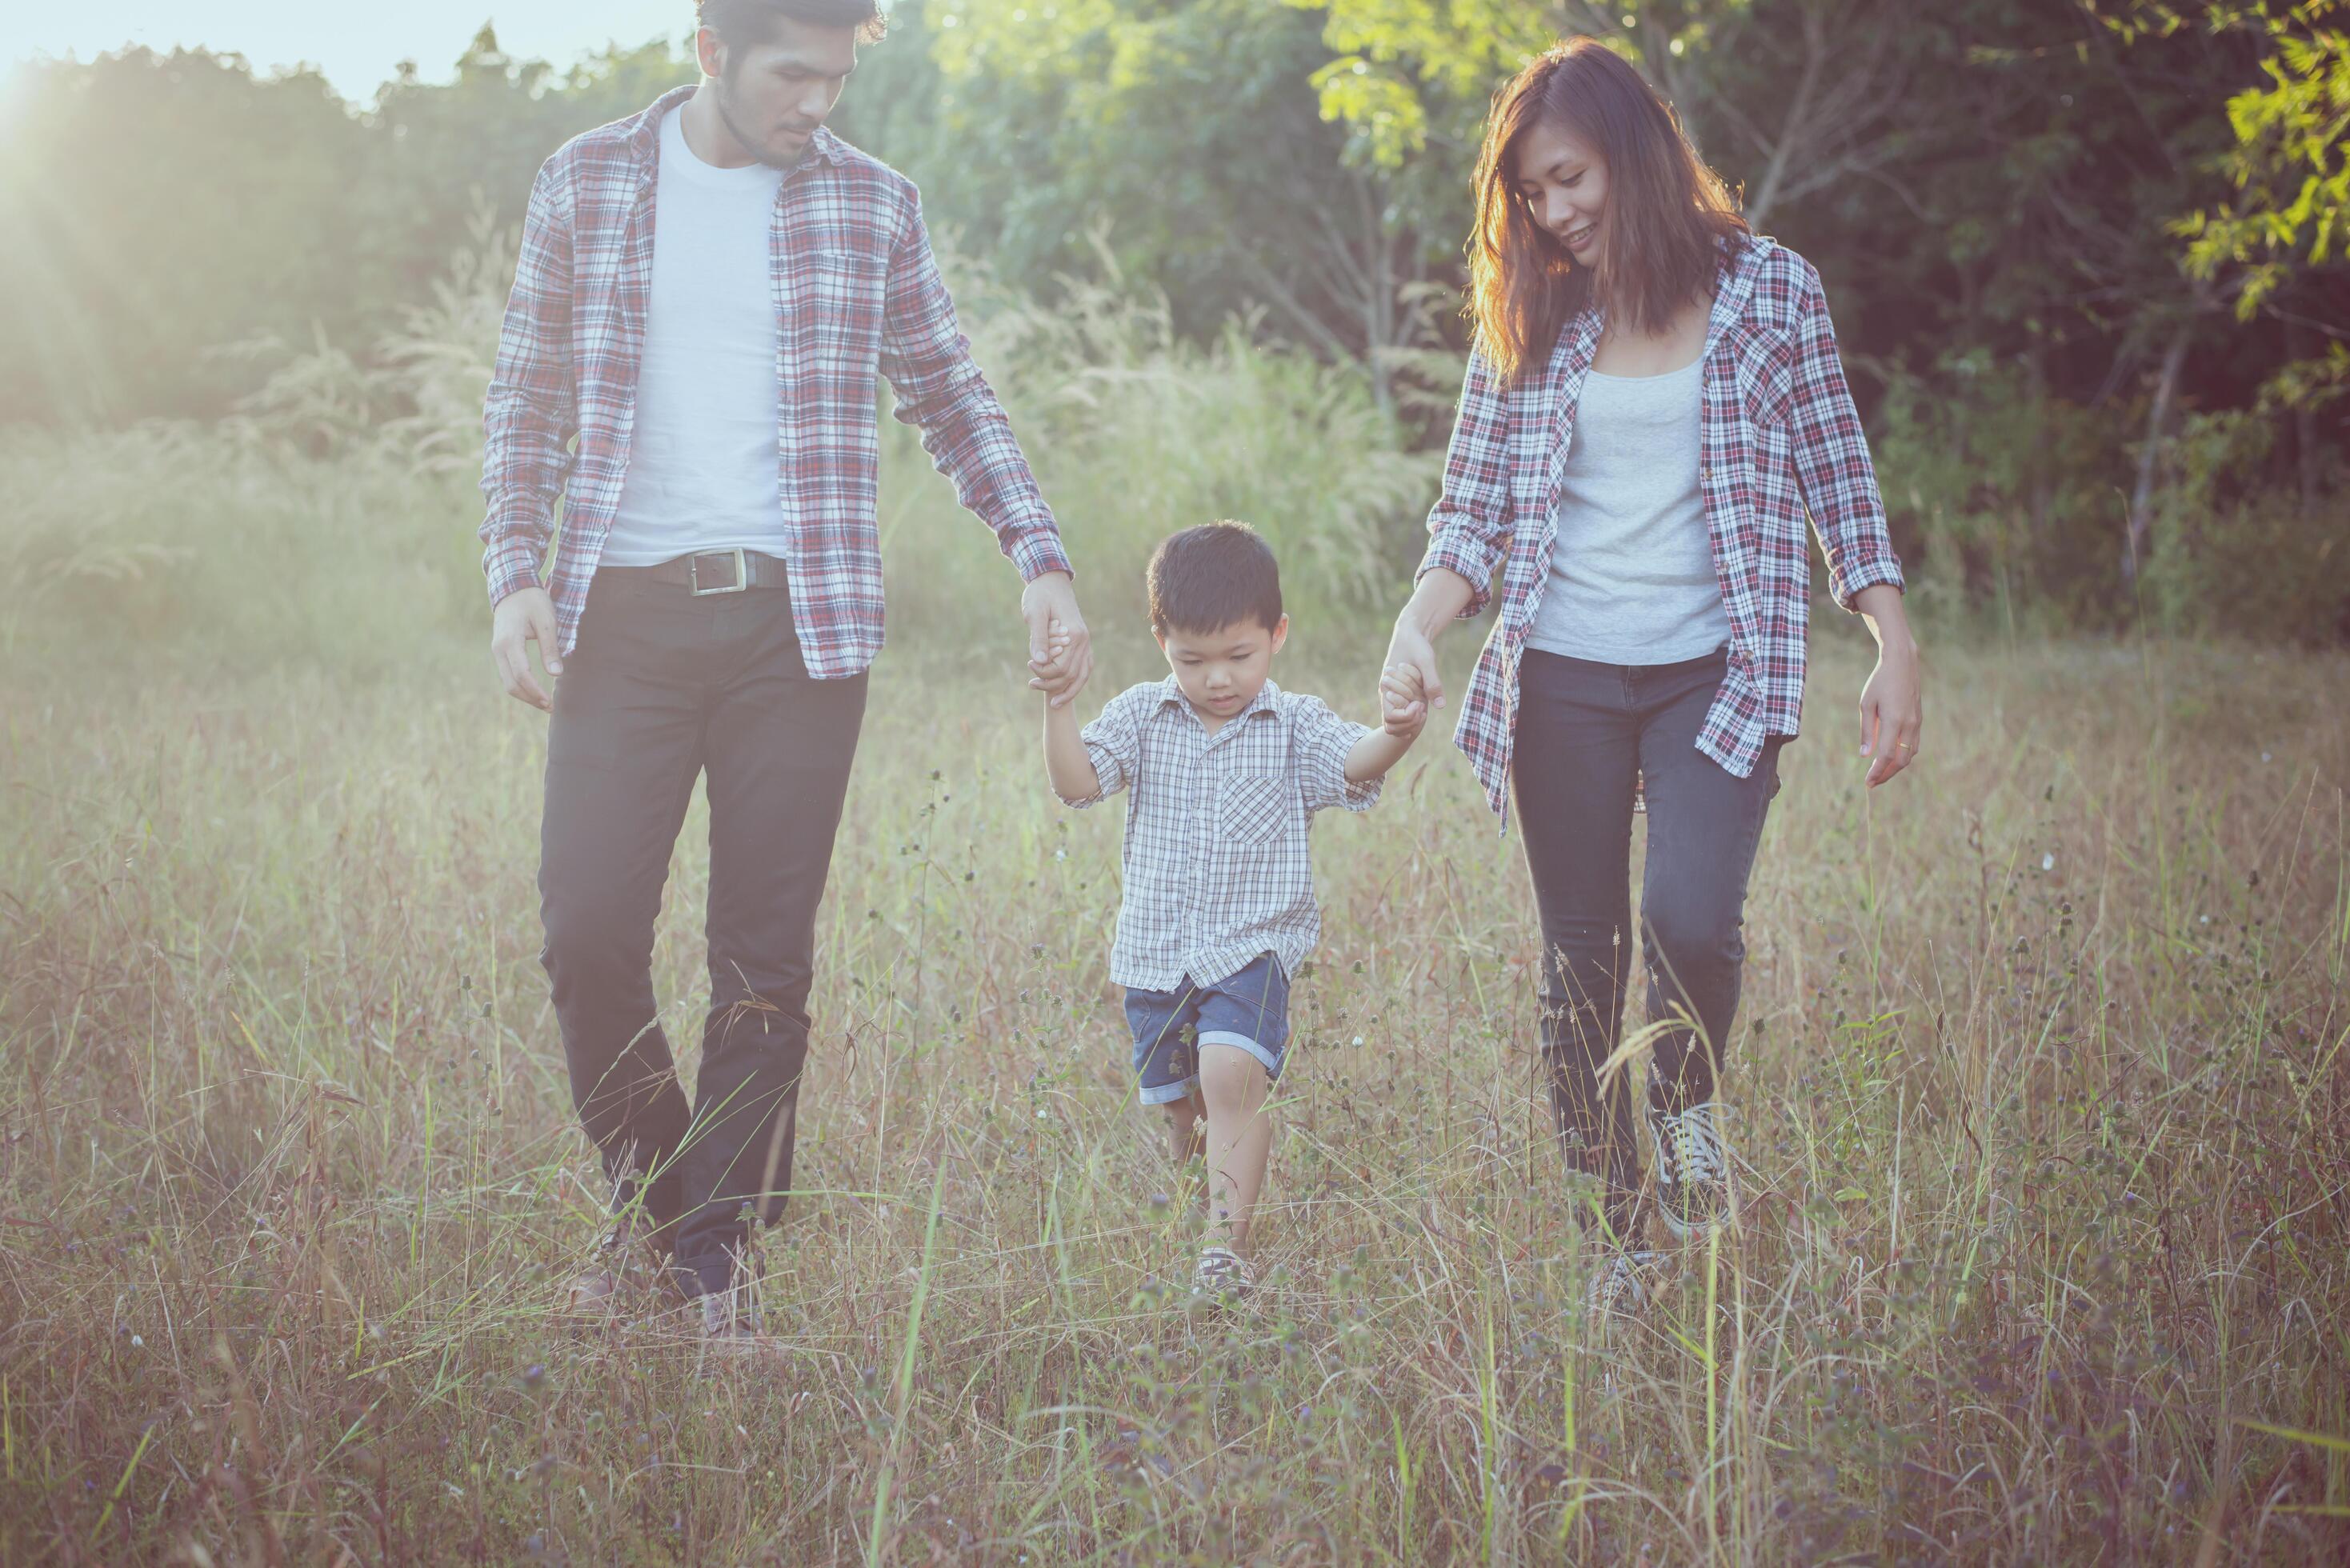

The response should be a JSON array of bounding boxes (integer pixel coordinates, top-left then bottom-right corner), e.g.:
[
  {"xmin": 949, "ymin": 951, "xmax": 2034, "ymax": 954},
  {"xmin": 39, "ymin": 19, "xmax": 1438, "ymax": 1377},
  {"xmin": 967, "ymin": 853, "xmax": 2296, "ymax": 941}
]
[
  {"xmin": 1022, "ymin": 571, "xmax": 1093, "ymax": 708},
  {"xmin": 1378, "ymin": 662, "xmax": 1427, "ymax": 741},
  {"xmin": 1383, "ymin": 620, "xmax": 1443, "ymax": 730},
  {"xmin": 1858, "ymin": 642, "xmax": 1923, "ymax": 788},
  {"xmin": 490, "ymin": 586, "xmax": 563, "ymax": 713}
]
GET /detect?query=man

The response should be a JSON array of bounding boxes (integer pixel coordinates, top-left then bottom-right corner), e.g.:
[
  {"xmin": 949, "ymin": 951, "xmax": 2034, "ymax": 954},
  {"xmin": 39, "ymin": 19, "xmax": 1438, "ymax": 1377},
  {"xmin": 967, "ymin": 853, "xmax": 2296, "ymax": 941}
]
[{"xmin": 478, "ymin": 0, "xmax": 1092, "ymax": 1340}]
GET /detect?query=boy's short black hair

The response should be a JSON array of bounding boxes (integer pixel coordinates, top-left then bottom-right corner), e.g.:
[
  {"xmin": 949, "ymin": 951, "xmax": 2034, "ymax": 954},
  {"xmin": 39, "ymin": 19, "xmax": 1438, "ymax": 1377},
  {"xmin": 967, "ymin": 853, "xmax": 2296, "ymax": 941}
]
[{"xmin": 1147, "ymin": 522, "xmax": 1284, "ymax": 636}]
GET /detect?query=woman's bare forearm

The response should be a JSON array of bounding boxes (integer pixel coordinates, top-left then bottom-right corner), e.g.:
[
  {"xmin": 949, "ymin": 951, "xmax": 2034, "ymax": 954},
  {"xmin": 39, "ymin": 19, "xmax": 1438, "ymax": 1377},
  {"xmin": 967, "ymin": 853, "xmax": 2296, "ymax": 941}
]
[
  {"xmin": 1852, "ymin": 583, "xmax": 1917, "ymax": 659},
  {"xmin": 1398, "ymin": 568, "xmax": 1479, "ymax": 642}
]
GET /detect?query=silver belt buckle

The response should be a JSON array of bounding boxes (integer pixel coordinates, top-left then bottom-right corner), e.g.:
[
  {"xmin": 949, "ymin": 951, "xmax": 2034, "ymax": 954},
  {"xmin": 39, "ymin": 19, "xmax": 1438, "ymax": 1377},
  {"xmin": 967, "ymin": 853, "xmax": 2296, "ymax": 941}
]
[{"xmin": 688, "ymin": 548, "xmax": 750, "ymax": 596}]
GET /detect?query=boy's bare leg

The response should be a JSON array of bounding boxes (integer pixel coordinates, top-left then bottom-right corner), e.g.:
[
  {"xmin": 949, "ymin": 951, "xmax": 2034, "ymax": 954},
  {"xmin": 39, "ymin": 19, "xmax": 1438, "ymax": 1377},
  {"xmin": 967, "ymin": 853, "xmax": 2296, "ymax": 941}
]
[
  {"xmin": 1163, "ymin": 1093, "xmax": 1207, "ymax": 1170},
  {"xmin": 1199, "ymin": 1046, "xmax": 1274, "ymax": 1251},
  {"xmin": 1160, "ymin": 1093, "xmax": 1209, "ymax": 1228}
]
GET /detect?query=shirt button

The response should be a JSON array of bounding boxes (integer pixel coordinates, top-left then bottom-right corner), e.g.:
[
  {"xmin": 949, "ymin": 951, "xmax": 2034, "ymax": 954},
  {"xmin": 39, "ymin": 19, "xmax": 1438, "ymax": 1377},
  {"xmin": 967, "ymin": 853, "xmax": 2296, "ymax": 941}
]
[{"xmin": 1701, "ymin": 466, "xmax": 1712, "ymax": 482}]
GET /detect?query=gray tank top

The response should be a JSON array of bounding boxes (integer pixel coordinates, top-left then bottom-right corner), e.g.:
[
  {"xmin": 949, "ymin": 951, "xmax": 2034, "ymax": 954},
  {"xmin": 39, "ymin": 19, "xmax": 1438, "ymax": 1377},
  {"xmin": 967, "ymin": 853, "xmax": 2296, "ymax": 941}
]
[{"xmin": 1524, "ymin": 356, "xmax": 1731, "ymax": 666}]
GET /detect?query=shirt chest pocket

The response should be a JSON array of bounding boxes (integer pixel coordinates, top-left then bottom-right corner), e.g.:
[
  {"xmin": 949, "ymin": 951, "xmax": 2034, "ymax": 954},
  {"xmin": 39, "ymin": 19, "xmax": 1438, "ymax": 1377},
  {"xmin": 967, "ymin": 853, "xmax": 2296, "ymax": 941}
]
[
  {"xmin": 1722, "ymin": 322, "xmax": 1796, "ymax": 430},
  {"xmin": 1216, "ymin": 774, "xmax": 1292, "ymax": 847},
  {"xmin": 808, "ymin": 251, "xmax": 887, "ymax": 356}
]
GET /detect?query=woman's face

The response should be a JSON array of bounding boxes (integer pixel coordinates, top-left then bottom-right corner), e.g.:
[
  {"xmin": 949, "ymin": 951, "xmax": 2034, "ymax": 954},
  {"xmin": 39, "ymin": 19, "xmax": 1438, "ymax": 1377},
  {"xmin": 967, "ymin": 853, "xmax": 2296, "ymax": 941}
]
[{"xmin": 1512, "ymin": 117, "xmax": 1608, "ymax": 266}]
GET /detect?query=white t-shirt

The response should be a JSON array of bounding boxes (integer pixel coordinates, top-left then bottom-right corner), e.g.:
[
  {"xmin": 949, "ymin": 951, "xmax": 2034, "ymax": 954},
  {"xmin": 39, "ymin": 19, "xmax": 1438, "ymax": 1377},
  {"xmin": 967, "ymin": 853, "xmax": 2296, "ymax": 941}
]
[
  {"xmin": 1524, "ymin": 355, "xmax": 1731, "ymax": 666},
  {"xmin": 600, "ymin": 106, "xmax": 791, "ymax": 567}
]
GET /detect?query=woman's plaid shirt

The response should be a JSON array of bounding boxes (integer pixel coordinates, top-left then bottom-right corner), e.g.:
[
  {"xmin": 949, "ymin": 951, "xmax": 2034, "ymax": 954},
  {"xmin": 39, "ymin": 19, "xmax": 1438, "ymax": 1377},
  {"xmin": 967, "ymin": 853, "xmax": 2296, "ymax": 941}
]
[
  {"xmin": 478, "ymin": 86, "xmax": 1071, "ymax": 673},
  {"xmin": 1418, "ymin": 238, "xmax": 1905, "ymax": 827},
  {"xmin": 1063, "ymin": 678, "xmax": 1378, "ymax": 993}
]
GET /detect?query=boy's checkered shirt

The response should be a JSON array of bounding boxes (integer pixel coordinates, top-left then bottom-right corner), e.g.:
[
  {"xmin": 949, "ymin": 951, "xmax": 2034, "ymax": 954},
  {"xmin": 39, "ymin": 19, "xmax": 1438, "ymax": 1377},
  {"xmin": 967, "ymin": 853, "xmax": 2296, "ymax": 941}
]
[{"xmin": 1063, "ymin": 677, "xmax": 1379, "ymax": 993}]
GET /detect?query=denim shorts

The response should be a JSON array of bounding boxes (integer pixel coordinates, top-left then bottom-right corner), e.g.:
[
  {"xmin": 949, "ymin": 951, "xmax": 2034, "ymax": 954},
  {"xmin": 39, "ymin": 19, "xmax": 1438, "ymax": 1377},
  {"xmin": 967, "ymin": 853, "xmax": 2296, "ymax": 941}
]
[{"xmin": 1121, "ymin": 954, "xmax": 1291, "ymax": 1106}]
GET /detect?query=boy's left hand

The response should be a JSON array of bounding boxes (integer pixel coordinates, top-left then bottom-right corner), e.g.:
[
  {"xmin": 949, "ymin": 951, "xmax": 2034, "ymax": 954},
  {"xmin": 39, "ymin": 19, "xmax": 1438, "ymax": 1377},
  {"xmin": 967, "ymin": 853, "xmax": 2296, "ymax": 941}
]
[{"xmin": 1379, "ymin": 662, "xmax": 1427, "ymax": 740}]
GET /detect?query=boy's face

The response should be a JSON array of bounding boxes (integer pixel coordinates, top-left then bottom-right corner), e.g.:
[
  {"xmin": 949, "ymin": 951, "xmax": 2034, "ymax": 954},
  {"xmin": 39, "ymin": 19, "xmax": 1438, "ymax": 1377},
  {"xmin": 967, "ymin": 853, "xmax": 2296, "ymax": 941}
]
[{"xmin": 1158, "ymin": 615, "xmax": 1288, "ymax": 724}]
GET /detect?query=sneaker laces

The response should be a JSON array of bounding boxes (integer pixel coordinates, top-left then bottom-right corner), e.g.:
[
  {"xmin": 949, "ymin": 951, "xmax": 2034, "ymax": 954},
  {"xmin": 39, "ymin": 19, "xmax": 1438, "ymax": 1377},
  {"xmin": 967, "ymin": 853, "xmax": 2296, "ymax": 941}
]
[
  {"xmin": 1656, "ymin": 1101, "xmax": 1732, "ymax": 1190},
  {"xmin": 1591, "ymin": 1248, "xmax": 1663, "ymax": 1314},
  {"xmin": 1195, "ymin": 1245, "xmax": 1254, "ymax": 1294}
]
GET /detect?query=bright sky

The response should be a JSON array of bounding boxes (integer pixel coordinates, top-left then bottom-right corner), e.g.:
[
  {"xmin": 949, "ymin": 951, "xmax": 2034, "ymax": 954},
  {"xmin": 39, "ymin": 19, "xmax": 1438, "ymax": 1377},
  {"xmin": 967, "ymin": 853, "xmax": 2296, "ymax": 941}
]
[{"xmin": 4, "ymin": 4, "xmax": 699, "ymax": 103}]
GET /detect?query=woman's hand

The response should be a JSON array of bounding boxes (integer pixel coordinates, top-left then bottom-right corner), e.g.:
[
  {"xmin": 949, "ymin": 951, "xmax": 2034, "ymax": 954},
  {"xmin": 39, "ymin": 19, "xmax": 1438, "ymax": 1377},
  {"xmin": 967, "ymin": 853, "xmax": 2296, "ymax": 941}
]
[
  {"xmin": 1382, "ymin": 568, "xmax": 1477, "ymax": 730},
  {"xmin": 1383, "ymin": 621, "xmax": 1441, "ymax": 731},
  {"xmin": 1852, "ymin": 584, "xmax": 1921, "ymax": 788}
]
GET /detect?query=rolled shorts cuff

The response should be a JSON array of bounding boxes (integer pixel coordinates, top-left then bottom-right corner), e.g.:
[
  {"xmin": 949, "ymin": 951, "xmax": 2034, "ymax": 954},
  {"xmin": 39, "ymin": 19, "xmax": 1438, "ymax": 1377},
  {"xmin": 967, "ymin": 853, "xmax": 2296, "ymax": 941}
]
[
  {"xmin": 1196, "ymin": 1030, "xmax": 1283, "ymax": 1082},
  {"xmin": 1137, "ymin": 1074, "xmax": 1202, "ymax": 1107}
]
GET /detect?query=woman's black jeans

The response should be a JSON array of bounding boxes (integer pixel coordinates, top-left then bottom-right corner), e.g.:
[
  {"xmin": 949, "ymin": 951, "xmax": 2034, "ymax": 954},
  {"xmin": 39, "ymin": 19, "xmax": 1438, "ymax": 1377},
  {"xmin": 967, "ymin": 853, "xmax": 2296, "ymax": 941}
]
[{"xmin": 1511, "ymin": 646, "xmax": 1781, "ymax": 1240}]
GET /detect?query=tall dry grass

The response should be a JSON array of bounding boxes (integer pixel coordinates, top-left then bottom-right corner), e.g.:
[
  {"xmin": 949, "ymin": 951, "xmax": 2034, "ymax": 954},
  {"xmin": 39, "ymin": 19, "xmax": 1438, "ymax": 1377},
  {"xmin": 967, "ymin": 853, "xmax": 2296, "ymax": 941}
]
[
  {"xmin": 2, "ymin": 237, "xmax": 2347, "ymax": 1564},
  {"xmin": 2, "ymin": 627, "xmax": 2346, "ymax": 1562}
]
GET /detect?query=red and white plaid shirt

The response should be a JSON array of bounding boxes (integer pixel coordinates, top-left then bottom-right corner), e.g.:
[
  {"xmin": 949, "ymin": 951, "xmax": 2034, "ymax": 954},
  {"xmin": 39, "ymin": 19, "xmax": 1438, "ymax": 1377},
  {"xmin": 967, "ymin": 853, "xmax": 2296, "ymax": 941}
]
[
  {"xmin": 1419, "ymin": 237, "xmax": 1904, "ymax": 827},
  {"xmin": 479, "ymin": 86, "xmax": 1071, "ymax": 672}
]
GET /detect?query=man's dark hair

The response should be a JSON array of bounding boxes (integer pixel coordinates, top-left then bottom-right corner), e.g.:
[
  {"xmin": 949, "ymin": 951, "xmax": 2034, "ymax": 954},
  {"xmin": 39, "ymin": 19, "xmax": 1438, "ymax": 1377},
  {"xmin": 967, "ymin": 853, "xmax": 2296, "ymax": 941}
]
[
  {"xmin": 698, "ymin": 0, "xmax": 887, "ymax": 48},
  {"xmin": 1147, "ymin": 522, "xmax": 1284, "ymax": 637}
]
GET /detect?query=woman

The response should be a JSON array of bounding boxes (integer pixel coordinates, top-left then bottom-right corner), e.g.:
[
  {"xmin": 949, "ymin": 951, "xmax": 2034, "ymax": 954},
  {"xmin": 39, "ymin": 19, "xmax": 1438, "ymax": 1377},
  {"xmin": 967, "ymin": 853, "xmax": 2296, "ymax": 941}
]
[{"xmin": 1382, "ymin": 38, "xmax": 1924, "ymax": 1310}]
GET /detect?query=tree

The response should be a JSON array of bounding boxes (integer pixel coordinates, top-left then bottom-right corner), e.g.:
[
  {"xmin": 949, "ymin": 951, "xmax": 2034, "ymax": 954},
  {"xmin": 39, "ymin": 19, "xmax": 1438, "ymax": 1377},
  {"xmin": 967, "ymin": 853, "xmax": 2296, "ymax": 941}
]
[
  {"xmin": 899, "ymin": 0, "xmax": 1444, "ymax": 419},
  {"xmin": 1291, "ymin": 0, "xmax": 1932, "ymax": 231}
]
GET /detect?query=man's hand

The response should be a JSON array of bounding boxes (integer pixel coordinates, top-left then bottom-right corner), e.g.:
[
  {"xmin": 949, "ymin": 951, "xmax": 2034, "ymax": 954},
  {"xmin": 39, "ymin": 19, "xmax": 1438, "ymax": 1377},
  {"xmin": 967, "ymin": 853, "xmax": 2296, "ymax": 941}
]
[
  {"xmin": 491, "ymin": 586, "xmax": 563, "ymax": 712},
  {"xmin": 1023, "ymin": 571, "xmax": 1093, "ymax": 708}
]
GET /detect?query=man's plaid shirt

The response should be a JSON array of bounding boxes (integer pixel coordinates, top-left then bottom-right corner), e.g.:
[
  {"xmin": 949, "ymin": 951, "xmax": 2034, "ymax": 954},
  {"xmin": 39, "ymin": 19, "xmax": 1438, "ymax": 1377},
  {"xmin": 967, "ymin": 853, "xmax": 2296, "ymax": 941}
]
[
  {"xmin": 1063, "ymin": 678, "xmax": 1379, "ymax": 993},
  {"xmin": 1418, "ymin": 237, "xmax": 1905, "ymax": 827},
  {"xmin": 479, "ymin": 86, "xmax": 1071, "ymax": 672}
]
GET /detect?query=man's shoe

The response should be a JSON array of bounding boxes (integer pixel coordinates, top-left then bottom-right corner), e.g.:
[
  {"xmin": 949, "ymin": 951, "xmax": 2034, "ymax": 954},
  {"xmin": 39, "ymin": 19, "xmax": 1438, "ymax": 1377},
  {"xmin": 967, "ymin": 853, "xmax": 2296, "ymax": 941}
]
[
  {"xmin": 1650, "ymin": 1101, "xmax": 1736, "ymax": 1241},
  {"xmin": 698, "ymin": 1287, "xmax": 761, "ymax": 1346},
  {"xmin": 565, "ymin": 1216, "xmax": 659, "ymax": 1316}
]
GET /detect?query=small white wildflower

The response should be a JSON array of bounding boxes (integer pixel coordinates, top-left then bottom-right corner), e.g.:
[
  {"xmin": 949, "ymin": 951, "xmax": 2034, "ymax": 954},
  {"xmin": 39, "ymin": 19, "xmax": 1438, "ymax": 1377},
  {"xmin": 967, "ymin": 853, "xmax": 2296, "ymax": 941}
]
[
  {"xmin": 1054, "ymin": 848, "xmax": 1067, "ymax": 861},
  {"xmin": 2041, "ymin": 853, "xmax": 2055, "ymax": 871},
  {"xmin": 1036, "ymin": 1106, "xmax": 1048, "ymax": 1119},
  {"xmin": 1351, "ymin": 1035, "xmax": 1365, "ymax": 1047},
  {"xmin": 130, "ymin": 1334, "xmax": 144, "ymax": 1349}
]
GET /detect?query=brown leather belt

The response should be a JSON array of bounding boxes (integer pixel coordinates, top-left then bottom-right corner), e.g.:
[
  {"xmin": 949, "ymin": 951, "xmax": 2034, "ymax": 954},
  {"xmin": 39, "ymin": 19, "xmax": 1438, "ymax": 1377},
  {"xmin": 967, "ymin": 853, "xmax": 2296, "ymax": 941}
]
[{"xmin": 599, "ymin": 547, "xmax": 789, "ymax": 595}]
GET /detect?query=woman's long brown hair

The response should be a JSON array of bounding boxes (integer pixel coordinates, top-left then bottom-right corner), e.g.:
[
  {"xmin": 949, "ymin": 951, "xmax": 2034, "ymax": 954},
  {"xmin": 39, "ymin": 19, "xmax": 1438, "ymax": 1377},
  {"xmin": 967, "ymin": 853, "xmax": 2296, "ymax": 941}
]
[{"xmin": 1467, "ymin": 38, "xmax": 1749, "ymax": 387}]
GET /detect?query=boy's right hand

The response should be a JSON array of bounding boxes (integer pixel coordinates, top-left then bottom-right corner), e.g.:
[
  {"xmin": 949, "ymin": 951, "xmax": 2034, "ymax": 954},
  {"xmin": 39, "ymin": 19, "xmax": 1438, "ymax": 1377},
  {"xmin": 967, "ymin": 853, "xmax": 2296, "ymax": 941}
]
[{"xmin": 1042, "ymin": 618, "xmax": 1075, "ymax": 688}]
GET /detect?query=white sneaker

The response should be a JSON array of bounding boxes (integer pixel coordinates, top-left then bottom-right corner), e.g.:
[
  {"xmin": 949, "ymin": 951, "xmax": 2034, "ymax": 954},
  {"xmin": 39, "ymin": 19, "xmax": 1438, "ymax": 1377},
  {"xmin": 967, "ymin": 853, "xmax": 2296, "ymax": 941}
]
[
  {"xmin": 1587, "ymin": 1248, "xmax": 1665, "ymax": 1318},
  {"xmin": 1191, "ymin": 1244, "xmax": 1256, "ymax": 1306},
  {"xmin": 1650, "ymin": 1102, "xmax": 1736, "ymax": 1240}
]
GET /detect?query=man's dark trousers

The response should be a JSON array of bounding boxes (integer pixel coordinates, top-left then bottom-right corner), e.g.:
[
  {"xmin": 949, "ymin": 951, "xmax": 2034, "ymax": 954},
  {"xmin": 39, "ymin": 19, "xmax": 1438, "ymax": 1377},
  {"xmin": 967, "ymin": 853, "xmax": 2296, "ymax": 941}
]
[{"xmin": 538, "ymin": 566, "xmax": 866, "ymax": 1298}]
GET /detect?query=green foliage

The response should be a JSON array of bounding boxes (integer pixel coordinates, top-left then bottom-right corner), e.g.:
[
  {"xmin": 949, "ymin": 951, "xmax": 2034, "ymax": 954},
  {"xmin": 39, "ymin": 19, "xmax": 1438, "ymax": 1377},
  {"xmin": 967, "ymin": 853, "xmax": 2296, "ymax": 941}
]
[
  {"xmin": 2144, "ymin": 402, "xmax": 2350, "ymax": 642},
  {"xmin": 2, "ymin": 233, "xmax": 1439, "ymax": 680},
  {"xmin": 0, "ymin": 31, "xmax": 694, "ymax": 424},
  {"xmin": 0, "ymin": 0, "xmax": 2343, "ymax": 636},
  {"xmin": 2112, "ymin": 2, "xmax": 2350, "ymax": 316},
  {"xmin": 1871, "ymin": 358, "xmax": 2135, "ymax": 631},
  {"xmin": 883, "ymin": 247, "xmax": 1443, "ymax": 650}
]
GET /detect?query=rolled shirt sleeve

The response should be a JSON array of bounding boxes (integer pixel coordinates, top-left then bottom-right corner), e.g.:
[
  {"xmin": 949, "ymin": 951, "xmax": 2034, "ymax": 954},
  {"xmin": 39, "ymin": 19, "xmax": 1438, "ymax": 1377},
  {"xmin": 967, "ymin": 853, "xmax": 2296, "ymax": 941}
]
[
  {"xmin": 879, "ymin": 188, "xmax": 1073, "ymax": 586},
  {"xmin": 478, "ymin": 154, "xmax": 579, "ymax": 607},
  {"xmin": 1415, "ymin": 347, "xmax": 1515, "ymax": 618},
  {"xmin": 1788, "ymin": 260, "xmax": 1905, "ymax": 611},
  {"xmin": 1288, "ymin": 694, "xmax": 1380, "ymax": 815},
  {"xmin": 1062, "ymin": 686, "xmax": 1147, "ymax": 807}
]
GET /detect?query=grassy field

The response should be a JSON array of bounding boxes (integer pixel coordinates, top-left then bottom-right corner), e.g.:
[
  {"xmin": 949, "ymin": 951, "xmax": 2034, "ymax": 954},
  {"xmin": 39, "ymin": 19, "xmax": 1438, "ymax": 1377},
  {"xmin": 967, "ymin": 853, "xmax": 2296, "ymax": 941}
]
[{"xmin": 2, "ymin": 602, "xmax": 2347, "ymax": 1562}]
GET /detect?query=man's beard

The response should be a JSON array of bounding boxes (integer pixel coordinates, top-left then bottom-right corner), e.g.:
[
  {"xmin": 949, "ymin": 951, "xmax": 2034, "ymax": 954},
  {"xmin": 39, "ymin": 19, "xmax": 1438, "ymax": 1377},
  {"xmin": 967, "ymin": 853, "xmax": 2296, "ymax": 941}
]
[{"xmin": 715, "ymin": 75, "xmax": 814, "ymax": 171}]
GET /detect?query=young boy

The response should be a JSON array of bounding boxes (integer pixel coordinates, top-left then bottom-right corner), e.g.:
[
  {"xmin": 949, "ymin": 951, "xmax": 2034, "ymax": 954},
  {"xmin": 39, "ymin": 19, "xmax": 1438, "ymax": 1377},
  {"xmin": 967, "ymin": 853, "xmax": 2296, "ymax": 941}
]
[{"xmin": 1043, "ymin": 522, "xmax": 1424, "ymax": 1301}]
